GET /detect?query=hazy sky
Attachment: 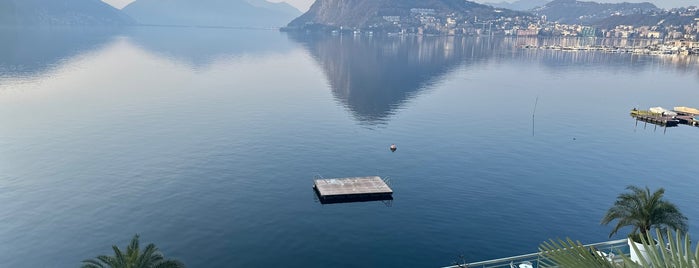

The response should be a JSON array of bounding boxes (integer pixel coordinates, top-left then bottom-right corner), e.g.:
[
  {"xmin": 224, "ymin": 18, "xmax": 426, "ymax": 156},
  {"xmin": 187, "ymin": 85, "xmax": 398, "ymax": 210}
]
[{"xmin": 102, "ymin": 0, "xmax": 697, "ymax": 11}]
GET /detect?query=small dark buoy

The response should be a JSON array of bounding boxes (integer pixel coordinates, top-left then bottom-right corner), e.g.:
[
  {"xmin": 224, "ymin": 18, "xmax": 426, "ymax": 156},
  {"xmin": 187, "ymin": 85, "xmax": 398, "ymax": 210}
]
[
  {"xmin": 390, "ymin": 144, "xmax": 397, "ymax": 152},
  {"xmin": 573, "ymin": 138, "xmax": 576, "ymax": 140}
]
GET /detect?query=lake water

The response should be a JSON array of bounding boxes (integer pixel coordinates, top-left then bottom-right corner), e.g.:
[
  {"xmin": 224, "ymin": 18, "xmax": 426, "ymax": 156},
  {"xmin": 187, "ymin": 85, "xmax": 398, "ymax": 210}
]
[{"xmin": 1, "ymin": 27, "xmax": 698, "ymax": 268}]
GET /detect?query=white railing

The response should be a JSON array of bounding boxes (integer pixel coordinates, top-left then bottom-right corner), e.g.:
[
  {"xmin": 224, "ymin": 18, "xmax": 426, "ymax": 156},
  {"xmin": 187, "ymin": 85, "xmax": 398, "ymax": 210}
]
[{"xmin": 442, "ymin": 239, "xmax": 628, "ymax": 268}]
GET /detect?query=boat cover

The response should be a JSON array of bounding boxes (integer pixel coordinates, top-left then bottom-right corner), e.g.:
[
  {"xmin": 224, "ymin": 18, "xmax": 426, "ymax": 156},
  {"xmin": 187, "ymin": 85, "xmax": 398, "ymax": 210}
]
[
  {"xmin": 649, "ymin": 107, "xmax": 677, "ymax": 116},
  {"xmin": 674, "ymin": 106, "xmax": 699, "ymax": 115}
]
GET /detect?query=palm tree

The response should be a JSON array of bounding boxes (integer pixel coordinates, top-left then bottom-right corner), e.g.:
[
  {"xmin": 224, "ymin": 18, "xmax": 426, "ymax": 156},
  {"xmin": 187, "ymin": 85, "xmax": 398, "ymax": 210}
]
[
  {"xmin": 82, "ymin": 234, "xmax": 185, "ymax": 268},
  {"xmin": 601, "ymin": 185, "xmax": 688, "ymax": 238}
]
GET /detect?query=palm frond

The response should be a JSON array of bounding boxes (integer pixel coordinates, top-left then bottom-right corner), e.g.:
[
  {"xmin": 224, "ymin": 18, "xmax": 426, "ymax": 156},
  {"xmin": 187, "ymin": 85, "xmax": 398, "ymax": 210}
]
[
  {"xmin": 153, "ymin": 259, "xmax": 186, "ymax": 268},
  {"xmin": 127, "ymin": 234, "xmax": 141, "ymax": 264},
  {"xmin": 541, "ymin": 229, "xmax": 698, "ymax": 268},
  {"xmin": 539, "ymin": 238, "xmax": 618, "ymax": 268},
  {"xmin": 82, "ymin": 235, "xmax": 184, "ymax": 268},
  {"xmin": 111, "ymin": 245, "xmax": 127, "ymax": 267},
  {"xmin": 136, "ymin": 244, "xmax": 163, "ymax": 268},
  {"xmin": 620, "ymin": 229, "xmax": 698, "ymax": 268},
  {"xmin": 96, "ymin": 255, "xmax": 118, "ymax": 267},
  {"xmin": 80, "ymin": 259, "xmax": 106, "ymax": 268}
]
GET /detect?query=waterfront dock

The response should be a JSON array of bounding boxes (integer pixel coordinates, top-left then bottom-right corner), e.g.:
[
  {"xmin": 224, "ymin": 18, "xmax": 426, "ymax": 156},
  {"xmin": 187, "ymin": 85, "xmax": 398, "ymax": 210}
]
[
  {"xmin": 675, "ymin": 115, "xmax": 699, "ymax": 126},
  {"xmin": 630, "ymin": 110, "xmax": 680, "ymax": 127},
  {"xmin": 674, "ymin": 106, "xmax": 699, "ymax": 126},
  {"xmin": 520, "ymin": 43, "xmax": 699, "ymax": 56},
  {"xmin": 313, "ymin": 176, "xmax": 393, "ymax": 203}
]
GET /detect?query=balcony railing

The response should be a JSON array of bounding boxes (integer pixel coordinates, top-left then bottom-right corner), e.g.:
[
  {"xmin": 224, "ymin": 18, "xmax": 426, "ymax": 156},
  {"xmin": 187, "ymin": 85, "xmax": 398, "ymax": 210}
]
[{"xmin": 442, "ymin": 239, "xmax": 629, "ymax": 268}]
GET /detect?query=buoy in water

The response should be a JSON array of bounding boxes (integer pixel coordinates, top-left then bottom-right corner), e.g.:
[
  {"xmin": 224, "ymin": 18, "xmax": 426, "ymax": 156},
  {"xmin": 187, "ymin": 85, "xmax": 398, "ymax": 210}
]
[{"xmin": 390, "ymin": 144, "xmax": 397, "ymax": 152}]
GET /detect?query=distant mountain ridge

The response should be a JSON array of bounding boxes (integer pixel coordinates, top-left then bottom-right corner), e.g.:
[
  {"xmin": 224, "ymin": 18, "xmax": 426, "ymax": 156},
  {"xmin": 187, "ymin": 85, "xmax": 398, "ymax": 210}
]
[
  {"xmin": 532, "ymin": 0, "xmax": 659, "ymax": 24},
  {"xmin": 123, "ymin": 0, "xmax": 301, "ymax": 28},
  {"xmin": 483, "ymin": 0, "xmax": 549, "ymax": 11},
  {"xmin": 594, "ymin": 12, "xmax": 698, "ymax": 28},
  {"xmin": 0, "ymin": 0, "xmax": 133, "ymax": 26},
  {"xmin": 287, "ymin": 0, "xmax": 525, "ymax": 30}
]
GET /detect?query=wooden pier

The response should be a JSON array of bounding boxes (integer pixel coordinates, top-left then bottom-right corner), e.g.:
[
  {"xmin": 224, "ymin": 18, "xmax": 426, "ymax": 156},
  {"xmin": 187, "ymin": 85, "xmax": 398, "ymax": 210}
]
[
  {"xmin": 630, "ymin": 110, "xmax": 679, "ymax": 127},
  {"xmin": 313, "ymin": 176, "xmax": 393, "ymax": 204},
  {"xmin": 674, "ymin": 108, "xmax": 699, "ymax": 126},
  {"xmin": 675, "ymin": 115, "xmax": 697, "ymax": 125}
]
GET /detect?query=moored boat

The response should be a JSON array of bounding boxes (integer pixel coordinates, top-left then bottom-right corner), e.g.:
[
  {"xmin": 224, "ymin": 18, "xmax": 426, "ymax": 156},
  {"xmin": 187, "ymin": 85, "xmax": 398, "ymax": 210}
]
[
  {"xmin": 649, "ymin": 107, "xmax": 677, "ymax": 116},
  {"xmin": 674, "ymin": 106, "xmax": 699, "ymax": 115}
]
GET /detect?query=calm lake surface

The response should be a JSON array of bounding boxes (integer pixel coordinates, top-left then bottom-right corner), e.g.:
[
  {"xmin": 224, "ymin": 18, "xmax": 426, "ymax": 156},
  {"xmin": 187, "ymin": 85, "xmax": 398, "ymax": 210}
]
[{"xmin": 1, "ymin": 27, "xmax": 698, "ymax": 268}]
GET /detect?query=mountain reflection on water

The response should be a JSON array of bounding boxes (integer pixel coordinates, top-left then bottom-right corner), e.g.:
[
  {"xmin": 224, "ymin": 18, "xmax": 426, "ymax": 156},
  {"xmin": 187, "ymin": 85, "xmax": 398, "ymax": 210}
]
[
  {"xmin": 288, "ymin": 34, "xmax": 699, "ymax": 125},
  {"xmin": 288, "ymin": 34, "xmax": 504, "ymax": 124},
  {"xmin": 2, "ymin": 27, "xmax": 697, "ymax": 92},
  {"xmin": 0, "ymin": 27, "xmax": 119, "ymax": 78},
  {"xmin": 124, "ymin": 27, "xmax": 295, "ymax": 68},
  {"xmin": 0, "ymin": 27, "xmax": 294, "ymax": 79}
]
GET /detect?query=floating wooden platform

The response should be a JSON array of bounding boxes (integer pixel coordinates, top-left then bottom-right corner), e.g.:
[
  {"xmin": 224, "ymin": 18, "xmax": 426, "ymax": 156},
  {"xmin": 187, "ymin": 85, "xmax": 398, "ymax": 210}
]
[{"xmin": 313, "ymin": 176, "xmax": 393, "ymax": 204}]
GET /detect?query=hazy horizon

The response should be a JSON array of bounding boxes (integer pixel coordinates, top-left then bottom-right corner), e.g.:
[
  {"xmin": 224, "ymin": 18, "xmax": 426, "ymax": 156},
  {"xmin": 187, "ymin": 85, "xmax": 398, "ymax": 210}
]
[
  {"xmin": 101, "ymin": 0, "xmax": 698, "ymax": 12},
  {"xmin": 101, "ymin": 0, "xmax": 312, "ymax": 11}
]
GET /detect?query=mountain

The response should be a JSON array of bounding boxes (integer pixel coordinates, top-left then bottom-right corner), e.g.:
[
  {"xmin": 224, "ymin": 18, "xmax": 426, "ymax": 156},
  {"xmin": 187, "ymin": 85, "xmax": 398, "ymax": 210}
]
[
  {"xmin": 287, "ymin": 0, "xmax": 525, "ymax": 31},
  {"xmin": 532, "ymin": 0, "xmax": 659, "ymax": 24},
  {"xmin": 122, "ymin": 0, "xmax": 302, "ymax": 28},
  {"xmin": 0, "ymin": 0, "xmax": 134, "ymax": 26},
  {"xmin": 246, "ymin": 0, "xmax": 301, "ymax": 15},
  {"xmin": 594, "ymin": 12, "xmax": 698, "ymax": 28},
  {"xmin": 483, "ymin": 0, "xmax": 549, "ymax": 11}
]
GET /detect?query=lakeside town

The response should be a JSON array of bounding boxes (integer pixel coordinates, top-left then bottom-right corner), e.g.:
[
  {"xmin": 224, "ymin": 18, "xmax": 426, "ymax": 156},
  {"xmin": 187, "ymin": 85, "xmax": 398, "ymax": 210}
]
[
  {"xmin": 315, "ymin": 5, "xmax": 699, "ymax": 55},
  {"xmin": 518, "ymin": 39, "xmax": 699, "ymax": 56}
]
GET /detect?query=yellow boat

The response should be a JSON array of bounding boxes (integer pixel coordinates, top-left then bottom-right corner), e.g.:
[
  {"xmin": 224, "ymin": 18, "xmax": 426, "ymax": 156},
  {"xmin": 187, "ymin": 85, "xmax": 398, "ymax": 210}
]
[{"xmin": 674, "ymin": 106, "xmax": 699, "ymax": 115}]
